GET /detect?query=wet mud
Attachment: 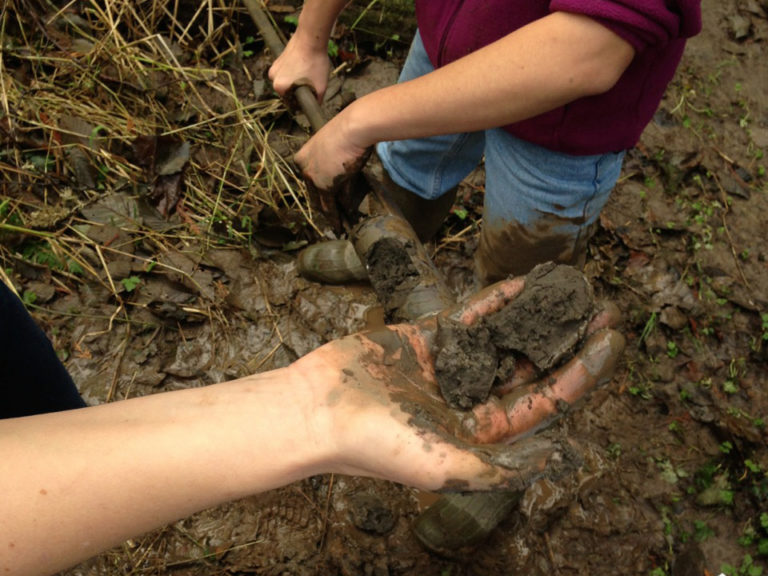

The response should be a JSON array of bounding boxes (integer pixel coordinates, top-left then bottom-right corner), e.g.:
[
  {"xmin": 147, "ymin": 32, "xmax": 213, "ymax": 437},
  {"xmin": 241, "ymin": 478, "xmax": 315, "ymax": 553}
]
[
  {"xmin": 24, "ymin": 0, "xmax": 765, "ymax": 573},
  {"xmin": 435, "ymin": 263, "xmax": 594, "ymax": 409},
  {"xmin": 353, "ymin": 214, "xmax": 455, "ymax": 321}
]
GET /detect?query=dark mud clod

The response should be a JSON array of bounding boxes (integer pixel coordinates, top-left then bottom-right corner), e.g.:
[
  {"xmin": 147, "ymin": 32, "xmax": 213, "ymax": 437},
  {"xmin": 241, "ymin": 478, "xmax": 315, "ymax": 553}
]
[
  {"xmin": 435, "ymin": 317, "xmax": 498, "ymax": 409},
  {"xmin": 348, "ymin": 492, "xmax": 396, "ymax": 535},
  {"xmin": 365, "ymin": 236, "xmax": 420, "ymax": 307},
  {"xmin": 435, "ymin": 263, "xmax": 595, "ymax": 409},
  {"xmin": 485, "ymin": 262, "xmax": 594, "ymax": 371}
]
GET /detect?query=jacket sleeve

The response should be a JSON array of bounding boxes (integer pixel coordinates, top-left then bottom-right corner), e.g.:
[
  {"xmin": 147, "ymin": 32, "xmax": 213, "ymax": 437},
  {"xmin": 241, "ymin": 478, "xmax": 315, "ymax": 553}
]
[{"xmin": 549, "ymin": 0, "xmax": 702, "ymax": 53}]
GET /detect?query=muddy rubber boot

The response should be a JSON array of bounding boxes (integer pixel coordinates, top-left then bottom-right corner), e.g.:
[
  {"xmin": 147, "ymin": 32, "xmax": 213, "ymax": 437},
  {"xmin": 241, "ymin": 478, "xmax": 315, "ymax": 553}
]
[
  {"xmin": 378, "ymin": 169, "xmax": 457, "ymax": 244},
  {"xmin": 296, "ymin": 239, "xmax": 369, "ymax": 284},
  {"xmin": 413, "ymin": 490, "xmax": 522, "ymax": 556}
]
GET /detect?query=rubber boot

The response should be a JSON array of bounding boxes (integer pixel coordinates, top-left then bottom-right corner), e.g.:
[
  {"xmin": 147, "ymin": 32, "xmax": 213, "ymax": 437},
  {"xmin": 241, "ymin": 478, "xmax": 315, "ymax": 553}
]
[
  {"xmin": 378, "ymin": 169, "xmax": 457, "ymax": 244},
  {"xmin": 296, "ymin": 239, "xmax": 368, "ymax": 285},
  {"xmin": 413, "ymin": 490, "xmax": 522, "ymax": 557},
  {"xmin": 296, "ymin": 164, "xmax": 456, "ymax": 285}
]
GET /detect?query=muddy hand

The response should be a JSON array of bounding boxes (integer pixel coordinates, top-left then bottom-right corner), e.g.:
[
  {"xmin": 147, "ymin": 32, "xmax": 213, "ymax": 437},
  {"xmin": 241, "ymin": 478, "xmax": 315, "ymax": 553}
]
[
  {"xmin": 293, "ymin": 320, "xmax": 575, "ymax": 493},
  {"xmin": 294, "ymin": 114, "xmax": 371, "ymax": 230},
  {"xmin": 457, "ymin": 297, "xmax": 625, "ymax": 444},
  {"xmin": 292, "ymin": 277, "xmax": 623, "ymax": 492}
]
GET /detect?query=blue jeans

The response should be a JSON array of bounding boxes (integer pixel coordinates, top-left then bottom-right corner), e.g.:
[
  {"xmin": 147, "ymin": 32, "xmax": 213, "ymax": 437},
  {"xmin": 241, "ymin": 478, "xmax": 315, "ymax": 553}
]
[{"xmin": 377, "ymin": 32, "xmax": 625, "ymax": 282}]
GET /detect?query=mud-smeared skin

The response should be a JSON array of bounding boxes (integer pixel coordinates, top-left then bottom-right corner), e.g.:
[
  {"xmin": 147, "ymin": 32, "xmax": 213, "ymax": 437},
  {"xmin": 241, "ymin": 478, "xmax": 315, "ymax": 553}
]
[{"xmin": 434, "ymin": 262, "xmax": 594, "ymax": 409}]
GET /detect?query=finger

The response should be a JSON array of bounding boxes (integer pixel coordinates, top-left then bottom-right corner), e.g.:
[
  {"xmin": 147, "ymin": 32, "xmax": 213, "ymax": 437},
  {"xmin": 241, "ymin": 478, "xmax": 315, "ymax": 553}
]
[
  {"xmin": 432, "ymin": 434, "xmax": 582, "ymax": 492},
  {"xmin": 492, "ymin": 357, "xmax": 538, "ymax": 397},
  {"xmin": 586, "ymin": 300, "xmax": 621, "ymax": 335},
  {"xmin": 463, "ymin": 329, "xmax": 626, "ymax": 444},
  {"xmin": 492, "ymin": 301, "xmax": 622, "ymax": 397},
  {"xmin": 452, "ymin": 276, "xmax": 526, "ymax": 326}
]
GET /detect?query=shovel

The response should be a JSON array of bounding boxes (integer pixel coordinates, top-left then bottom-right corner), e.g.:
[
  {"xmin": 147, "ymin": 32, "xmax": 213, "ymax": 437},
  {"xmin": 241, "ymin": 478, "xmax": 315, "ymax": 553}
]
[{"xmin": 242, "ymin": 0, "xmax": 454, "ymax": 320}]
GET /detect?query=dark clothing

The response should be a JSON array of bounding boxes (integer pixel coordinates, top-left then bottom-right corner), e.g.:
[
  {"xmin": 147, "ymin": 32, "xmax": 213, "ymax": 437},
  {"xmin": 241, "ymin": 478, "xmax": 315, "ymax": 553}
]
[
  {"xmin": 0, "ymin": 280, "xmax": 86, "ymax": 418},
  {"xmin": 414, "ymin": 0, "xmax": 703, "ymax": 155}
]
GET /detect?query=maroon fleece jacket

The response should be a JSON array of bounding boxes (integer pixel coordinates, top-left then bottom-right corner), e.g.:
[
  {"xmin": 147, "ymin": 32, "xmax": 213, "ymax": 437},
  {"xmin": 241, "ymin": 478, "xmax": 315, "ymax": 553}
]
[{"xmin": 414, "ymin": 0, "xmax": 702, "ymax": 155}]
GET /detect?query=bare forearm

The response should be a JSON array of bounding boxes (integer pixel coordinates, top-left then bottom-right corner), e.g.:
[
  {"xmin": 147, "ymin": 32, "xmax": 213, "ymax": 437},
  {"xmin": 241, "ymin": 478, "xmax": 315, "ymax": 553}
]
[
  {"xmin": 294, "ymin": 0, "xmax": 349, "ymax": 50},
  {"xmin": 343, "ymin": 12, "xmax": 634, "ymax": 147},
  {"xmin": 0, "ymin": 369, "xmax": 329, "ymax": 576}
]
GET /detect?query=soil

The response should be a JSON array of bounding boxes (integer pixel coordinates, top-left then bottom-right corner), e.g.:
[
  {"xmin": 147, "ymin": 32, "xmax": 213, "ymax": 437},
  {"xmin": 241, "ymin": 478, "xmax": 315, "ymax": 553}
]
[
  {"xmin": 4, "ymin": 0, "xmax": 767, "ymax": 574},
  {"xmin": 484, "ymin": 262, "xmax": 594, "ymax": 371},
  {"xmin": 435, "ymin": 263, "xmax": 594, "ymax": 409}
]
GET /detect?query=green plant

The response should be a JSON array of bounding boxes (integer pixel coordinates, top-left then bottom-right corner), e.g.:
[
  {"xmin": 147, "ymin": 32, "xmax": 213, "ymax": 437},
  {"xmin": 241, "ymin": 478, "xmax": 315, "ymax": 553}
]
[
  {"xmin": 121, "ymin": 276, "xmax": 142, "ymax": 292},
  {"xmin": 629, "ymin": 383, "xmax": 653, "ymax": 400},
  {"xmin": 667, "ymin": 340, "xmax": 679, "ymax": 358},
  {"xmin": 723, "ymin": 358, "xmax": 745, "ymax": 394},
  {"xmin": 738, "ymin": 513, "xmax": 768, "ymax": 557},
  {"xmin": 721, "ymin": 554, "xmax": 764, "ymax": 576},
  {"xmin": 694, "ymin": 519, "xmax": 715, "ymax": 542},
  {"xmin": 22, "ymin": 290, "xmax": 37, "ymax": 306},
  {"xmin": 640, "ymin": 311, "xmax": 658, "ymax": 344}
]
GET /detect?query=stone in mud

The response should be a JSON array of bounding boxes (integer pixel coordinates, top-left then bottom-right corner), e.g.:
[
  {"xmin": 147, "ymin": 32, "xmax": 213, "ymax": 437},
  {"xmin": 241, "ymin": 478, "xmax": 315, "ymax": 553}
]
[
  {"xmin": 485, "ymin": 262, "xmax": 594, "ymax": 370},
  {"xmin": 435, "ymin": 317, "xmax": 498, "ymax": 409},
  {"xmin": 348, "ymin": 492, "xmax": 396, "ymax": 535}
]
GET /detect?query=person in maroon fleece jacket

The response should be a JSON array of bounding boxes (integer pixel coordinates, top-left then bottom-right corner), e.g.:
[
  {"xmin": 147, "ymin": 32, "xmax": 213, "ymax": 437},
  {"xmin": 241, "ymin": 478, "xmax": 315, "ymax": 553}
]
[
  {"xmin": 269, "ymin": 0, "xmax": 702, "ymax": 552},
  {"xmin": 270, "ymin": 0, "xmax": 702, "ymax": 282}
]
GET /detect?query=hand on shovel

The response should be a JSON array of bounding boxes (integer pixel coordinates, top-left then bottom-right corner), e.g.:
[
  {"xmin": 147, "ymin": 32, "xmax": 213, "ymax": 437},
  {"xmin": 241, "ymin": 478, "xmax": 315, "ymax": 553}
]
[
  {"xmin": 269, "ymin": 42, "xmax": 372, "ymax": 233},
  {"xmin": 293, "ymin": 115, "xmax": 372, "ymax": 233}
]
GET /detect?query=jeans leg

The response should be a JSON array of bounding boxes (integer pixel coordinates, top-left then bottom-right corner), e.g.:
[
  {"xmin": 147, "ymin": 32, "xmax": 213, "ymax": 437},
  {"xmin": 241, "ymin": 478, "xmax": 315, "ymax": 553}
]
[
  {"xmin": 0, "ymin": 281, "xmax": 86, "ymax": 418},
  {"xmin": 376, "ymin": 31, "xmax": 485, "ymax": 201},
  {"xmin": 477, "ymin": 128, "xmax": 625, "ymax": 283}
]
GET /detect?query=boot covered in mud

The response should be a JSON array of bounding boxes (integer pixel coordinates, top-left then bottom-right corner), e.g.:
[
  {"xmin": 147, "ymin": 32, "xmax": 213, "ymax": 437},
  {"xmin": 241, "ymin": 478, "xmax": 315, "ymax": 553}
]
[
  {"xmin": 296, "ymin": 239, "xmax": 368, "ymax": 285},
  {"xmin": 413, "ymin": 490, "xmax": 522, "ymax": 557},
  {"xmin": 296, "ymin": 155, "xmax": 456, "ymax": 286}
]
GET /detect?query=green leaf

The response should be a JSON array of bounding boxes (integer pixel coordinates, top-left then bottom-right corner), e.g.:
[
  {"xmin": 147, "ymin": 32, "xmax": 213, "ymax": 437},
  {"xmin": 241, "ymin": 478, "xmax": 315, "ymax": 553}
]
[
  {"xmin": 121, "ymin": 276, "xmax": 142, "ymax": 292},
  {"xmin": 451, "ymin": 206, "xmax": 468, "ymax": 220}
]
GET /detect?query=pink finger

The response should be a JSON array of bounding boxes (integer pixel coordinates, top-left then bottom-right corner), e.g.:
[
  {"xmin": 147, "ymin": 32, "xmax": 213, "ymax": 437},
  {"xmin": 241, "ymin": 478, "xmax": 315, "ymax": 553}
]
[
  {"xmin": 455, "ymin": 277, "xmax": 526, "ymax": 326},
  {"xmin": 466, "ymin": 329, "xmax": 625, "ymax": 444},
  {"xmin": 586, "ymin": 301, "xmax": 621, "ymax": 335},
  {"xmin": 492, "ymin": 357, "xmax": 538, "ymax": 397}
]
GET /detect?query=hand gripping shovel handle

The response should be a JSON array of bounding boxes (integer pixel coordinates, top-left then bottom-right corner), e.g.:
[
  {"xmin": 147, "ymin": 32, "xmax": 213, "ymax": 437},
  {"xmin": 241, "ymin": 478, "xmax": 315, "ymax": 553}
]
[
  {"xmin": 241, "ymin": 0, "xmax": 326, "ymax": 132},
  {"xmin": 243, "ymin": 0, "xmax": 454, "ymax": 319}
]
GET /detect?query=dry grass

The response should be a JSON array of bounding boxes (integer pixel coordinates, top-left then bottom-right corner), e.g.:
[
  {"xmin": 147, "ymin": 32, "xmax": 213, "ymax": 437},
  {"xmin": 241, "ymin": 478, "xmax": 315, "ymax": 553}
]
[{"xmin": 0, "ymin": 0, "xmax": 314, "ymax": 299}]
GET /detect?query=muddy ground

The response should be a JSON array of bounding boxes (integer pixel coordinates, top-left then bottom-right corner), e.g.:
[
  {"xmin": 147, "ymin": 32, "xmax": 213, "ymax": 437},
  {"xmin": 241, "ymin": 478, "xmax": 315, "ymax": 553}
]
[{"xmin": 3, "ymin": 0, "xmax": 767, "ymax": 574}]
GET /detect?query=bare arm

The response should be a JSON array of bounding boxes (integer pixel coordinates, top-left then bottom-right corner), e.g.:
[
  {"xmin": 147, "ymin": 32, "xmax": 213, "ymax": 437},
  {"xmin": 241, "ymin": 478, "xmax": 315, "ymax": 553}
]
[
  {"xmin": 292, "ymin": 11, "xmax": 636, "ymax": 189},
  {"xmin": 0, "ymin": 368, "xmax": 331, "ymax": 576},
  {"xmin": 268, "ymin": 0, "xmax": 349, "ymax": 100},
  {"xmin": 0, "ymin": 278, "xmax": 624, "ymax": 576}
]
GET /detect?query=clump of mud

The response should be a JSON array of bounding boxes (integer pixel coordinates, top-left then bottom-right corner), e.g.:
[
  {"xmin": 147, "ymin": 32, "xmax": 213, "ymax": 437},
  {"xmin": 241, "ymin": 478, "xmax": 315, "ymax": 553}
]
[
  {"xmin": 435, "ymin": 263, "xmax": 595, "ymax": 409},
  {"xmin": 365, "ymin": 236, "xmax": 420, "ymax": 302}
]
